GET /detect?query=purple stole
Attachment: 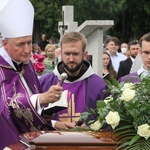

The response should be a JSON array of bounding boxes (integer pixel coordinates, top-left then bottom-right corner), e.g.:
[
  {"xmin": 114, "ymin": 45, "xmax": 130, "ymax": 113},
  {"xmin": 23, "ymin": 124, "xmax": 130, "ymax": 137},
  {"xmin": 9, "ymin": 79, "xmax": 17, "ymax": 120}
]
[{"xmin": 58, "ymin": 81, "xmax": 85, "ymax": 122}]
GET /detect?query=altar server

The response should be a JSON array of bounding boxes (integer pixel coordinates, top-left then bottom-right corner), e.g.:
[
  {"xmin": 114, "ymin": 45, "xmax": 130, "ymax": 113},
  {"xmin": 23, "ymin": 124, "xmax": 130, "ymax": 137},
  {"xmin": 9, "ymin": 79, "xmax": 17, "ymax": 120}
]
[{"xmin": 40, "ymin": 31, "xmax": 107, "ymax": 129}]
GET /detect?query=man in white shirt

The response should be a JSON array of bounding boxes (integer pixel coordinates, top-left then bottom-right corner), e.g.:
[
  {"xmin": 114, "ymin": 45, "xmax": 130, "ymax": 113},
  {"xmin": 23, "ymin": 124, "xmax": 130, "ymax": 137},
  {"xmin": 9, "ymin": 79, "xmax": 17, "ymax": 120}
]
[{"xmin": 105, "ymin": 37, "xmax": 127, "ymax": 73}]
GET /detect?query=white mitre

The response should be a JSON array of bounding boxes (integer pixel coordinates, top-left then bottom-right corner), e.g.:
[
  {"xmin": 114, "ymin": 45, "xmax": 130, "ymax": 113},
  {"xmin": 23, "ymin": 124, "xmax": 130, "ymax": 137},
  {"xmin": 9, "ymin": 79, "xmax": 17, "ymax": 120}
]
[{"xmin": 0, "ymin": 0, "xmax": 34, "ymax": 38}]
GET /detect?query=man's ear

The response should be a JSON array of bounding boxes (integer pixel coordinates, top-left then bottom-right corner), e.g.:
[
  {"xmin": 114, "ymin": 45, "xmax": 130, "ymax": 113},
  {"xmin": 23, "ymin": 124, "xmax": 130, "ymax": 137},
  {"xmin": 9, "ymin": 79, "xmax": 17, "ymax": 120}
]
[
  {"xmin": 2, "ymin": 39, "xmax": 8, "ymax": 50},
  {"xmin": 139, "ymin": 49, "xmax": 142, "ymax": 56},
  {"xmin": 83, "ymin": 50, "xmax": 88, "ymax": 60},
  {"xmin": 138, "ymin": 47, "xmax": 142, "ymax": 55}
]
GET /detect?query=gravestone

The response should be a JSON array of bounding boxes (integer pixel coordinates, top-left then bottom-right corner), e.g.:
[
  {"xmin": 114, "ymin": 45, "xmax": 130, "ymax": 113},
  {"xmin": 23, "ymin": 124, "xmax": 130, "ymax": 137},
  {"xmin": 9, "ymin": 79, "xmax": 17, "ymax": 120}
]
[
  {"xmin": 58, "ymin": 6, "xmax": 114, "ymax": 76},
  {"xmin": 76, "ymin": 20, "xmax": 114, "ymax": 76}
]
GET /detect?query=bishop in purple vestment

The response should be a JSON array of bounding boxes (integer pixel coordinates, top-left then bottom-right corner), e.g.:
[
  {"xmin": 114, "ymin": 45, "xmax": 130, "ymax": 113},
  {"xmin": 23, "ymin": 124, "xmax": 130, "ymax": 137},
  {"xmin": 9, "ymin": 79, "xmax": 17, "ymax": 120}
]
[{"xmin": 0, "ymin": 0, "xmax": 62, "ymax": 149}]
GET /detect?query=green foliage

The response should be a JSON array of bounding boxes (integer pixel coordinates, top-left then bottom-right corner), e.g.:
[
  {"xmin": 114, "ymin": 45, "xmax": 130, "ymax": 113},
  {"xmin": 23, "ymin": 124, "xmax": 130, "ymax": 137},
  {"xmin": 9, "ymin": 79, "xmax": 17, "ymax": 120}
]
[
  {"xmin": 30, "ymin": 0, "xmax": 63, "ymax": 40},
  {"xmin": 29, "ymin": 0, "xmax": 150, "ymax": 43}
]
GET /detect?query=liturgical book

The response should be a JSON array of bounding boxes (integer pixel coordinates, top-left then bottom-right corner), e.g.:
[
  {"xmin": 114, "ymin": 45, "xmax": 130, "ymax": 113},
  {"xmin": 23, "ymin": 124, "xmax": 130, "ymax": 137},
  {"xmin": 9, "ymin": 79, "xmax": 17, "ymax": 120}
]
[{"xmin": 44, "ymin": 90, "xmax": 70, "ymax": 115}]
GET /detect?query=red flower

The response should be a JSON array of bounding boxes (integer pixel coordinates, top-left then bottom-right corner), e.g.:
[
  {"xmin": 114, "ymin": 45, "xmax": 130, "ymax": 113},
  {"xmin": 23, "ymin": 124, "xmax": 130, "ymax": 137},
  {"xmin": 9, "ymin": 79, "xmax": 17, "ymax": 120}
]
[
  {"xmin": 32, "ymin": 54, "xmax": 45, "ymax": 73},
  {"xmin": 33, "ymin": 54, "xmax": 45, "ymax": 62}
]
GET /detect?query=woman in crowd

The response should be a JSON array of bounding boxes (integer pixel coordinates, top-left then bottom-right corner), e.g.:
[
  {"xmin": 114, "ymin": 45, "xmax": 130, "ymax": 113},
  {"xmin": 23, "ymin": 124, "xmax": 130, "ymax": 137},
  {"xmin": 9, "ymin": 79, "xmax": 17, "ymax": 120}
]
[
  {"xmin": 102, "ymin": 51, "xmax": 117, "ymax": 82},
  {"xmin": 32, "ymin": 43, "xmax": 41, "ymax": 54},
  {"xmin": 43, "ymin": 44, "xmax": 57, "ymax": 73}
]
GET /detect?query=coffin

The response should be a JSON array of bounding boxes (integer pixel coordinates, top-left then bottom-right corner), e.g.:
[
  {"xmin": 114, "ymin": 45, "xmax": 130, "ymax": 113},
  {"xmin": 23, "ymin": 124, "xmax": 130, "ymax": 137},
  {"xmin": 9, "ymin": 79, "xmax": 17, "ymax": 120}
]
[{"xmin": 8, "ymin": 131, "xmax": 119, "ymax": 150}]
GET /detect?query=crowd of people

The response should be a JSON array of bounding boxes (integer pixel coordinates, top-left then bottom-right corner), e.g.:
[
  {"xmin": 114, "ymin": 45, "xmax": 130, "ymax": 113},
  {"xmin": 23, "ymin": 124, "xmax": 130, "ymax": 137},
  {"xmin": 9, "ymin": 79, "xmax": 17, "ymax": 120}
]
[
  {"xmin": 31, "ymin": 34, "xmax": 59, "ymax": 76},
  {"xmin": 102, "ymin": 36, "xmax": 141, "ymax": 82},
  {"xmin": 32, "ymin": 33, "xmax": 141, "ymax": 81},
  {"xmin": 0, "ymin": 0, "xmax": 149, "ymax": 149}
]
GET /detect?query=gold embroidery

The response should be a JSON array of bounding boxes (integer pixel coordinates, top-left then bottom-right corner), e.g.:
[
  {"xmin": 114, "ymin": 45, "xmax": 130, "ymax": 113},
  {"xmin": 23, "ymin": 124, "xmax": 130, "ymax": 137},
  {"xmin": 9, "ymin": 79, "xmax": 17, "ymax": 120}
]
[
  {"xmin": 59, "ymin": 94, "xmax": 80, "ymax": 122},
  {"xmin": 0, "ymin": 64, "xmax": 13, "ymax": 69},
  {"xmin": 8, "ymin": 83, "xmax": 38, "ymax": 132},
  {"xmin": 8, "ymin": 83, "xmax": 24, "ymax": 109}
]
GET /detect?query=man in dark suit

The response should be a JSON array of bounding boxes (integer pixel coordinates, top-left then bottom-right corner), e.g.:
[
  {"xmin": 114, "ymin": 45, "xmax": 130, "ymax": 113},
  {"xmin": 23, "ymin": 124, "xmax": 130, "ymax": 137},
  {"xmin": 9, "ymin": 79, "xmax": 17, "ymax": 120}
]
[
  {"xmin": 117, "ymin": 40, "xmax": 140, "ymax": 79},
  {"xmin": 38, "ymin": 34, "xmax": 49, "ymax": 51}
]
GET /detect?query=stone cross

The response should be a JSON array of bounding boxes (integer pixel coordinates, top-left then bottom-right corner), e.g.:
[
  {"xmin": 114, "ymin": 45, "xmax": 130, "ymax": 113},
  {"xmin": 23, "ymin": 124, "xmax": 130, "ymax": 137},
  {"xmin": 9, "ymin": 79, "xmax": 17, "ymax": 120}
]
[{"xmin": 58, "ymin": 6, "xmax": 78, "ymax": 38}]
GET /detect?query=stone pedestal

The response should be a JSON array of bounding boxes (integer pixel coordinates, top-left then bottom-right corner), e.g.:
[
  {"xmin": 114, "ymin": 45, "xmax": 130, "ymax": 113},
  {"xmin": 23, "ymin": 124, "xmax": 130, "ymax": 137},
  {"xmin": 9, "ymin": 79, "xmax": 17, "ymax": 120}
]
[{"xmin": 76, "ymin": 20, "xmax": 114, "ymax": 76}]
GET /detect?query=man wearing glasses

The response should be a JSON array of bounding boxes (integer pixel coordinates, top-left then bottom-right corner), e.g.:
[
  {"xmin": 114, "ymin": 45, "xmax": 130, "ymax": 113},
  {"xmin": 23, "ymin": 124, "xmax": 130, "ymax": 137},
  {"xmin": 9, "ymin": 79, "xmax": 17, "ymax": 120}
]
[
  {"xmin": 119, "ymin": 32, "xmax": 150, "ymax": 83},
  {"xmin": 40, "ymin": 31, "xmax": 107, "ymax": 130}
]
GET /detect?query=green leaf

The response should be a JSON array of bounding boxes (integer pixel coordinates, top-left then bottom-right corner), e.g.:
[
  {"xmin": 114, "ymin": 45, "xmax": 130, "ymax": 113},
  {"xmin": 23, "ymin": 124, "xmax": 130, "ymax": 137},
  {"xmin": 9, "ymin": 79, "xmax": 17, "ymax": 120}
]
[
  {"xmin": 111, "ymin": 77, "xmax": 119, "ymax": 87},
  {"xmin": 115, "ymin": 124, "xmax": 134, "ymax": 132},
  {"xmin": 96, "ymin": 100, "xmax": 106, "ymax": 108},
  {"xmin": 129, "ymin": 134, "xmax": 141, "ymax": 146},
  {"xmin": 104, "ymin": 79, "xmax": 112, "ymax": 89},
  {"xmin": 116, "ymin": 141, "xmax": 130, "ymax": 150}
]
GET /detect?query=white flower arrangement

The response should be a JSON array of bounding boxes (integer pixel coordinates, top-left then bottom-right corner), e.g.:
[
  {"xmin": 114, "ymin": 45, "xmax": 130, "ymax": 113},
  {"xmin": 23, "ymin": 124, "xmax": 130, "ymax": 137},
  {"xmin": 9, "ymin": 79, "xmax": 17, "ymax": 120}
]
[{"xmin": 81, "ymin": 76, "xmax": 150, "ymax": 150}]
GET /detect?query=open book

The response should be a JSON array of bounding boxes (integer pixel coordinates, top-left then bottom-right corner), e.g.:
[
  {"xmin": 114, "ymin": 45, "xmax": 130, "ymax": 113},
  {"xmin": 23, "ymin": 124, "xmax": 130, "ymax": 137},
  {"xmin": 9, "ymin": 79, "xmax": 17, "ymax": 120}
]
[{"xmin": 44, "ymin": 90, "xmax": 70, "ymax": 115}]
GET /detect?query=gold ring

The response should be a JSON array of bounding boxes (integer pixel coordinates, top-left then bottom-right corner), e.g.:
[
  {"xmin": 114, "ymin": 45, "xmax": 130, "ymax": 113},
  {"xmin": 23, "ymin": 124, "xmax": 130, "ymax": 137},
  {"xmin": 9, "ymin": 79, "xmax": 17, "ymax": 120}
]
[{"xmin": 55, "ymin": 94, "xmax": 59, "ymax": 98}]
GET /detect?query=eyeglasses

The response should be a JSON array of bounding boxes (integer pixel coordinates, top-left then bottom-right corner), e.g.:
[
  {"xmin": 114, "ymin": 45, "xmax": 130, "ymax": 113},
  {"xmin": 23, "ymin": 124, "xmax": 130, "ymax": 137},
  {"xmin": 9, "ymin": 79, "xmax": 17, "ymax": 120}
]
[
  {"xmin": 142, "ymin": 51, "xmax": 150, "ymax": 56},
  {"xmin": 131, "ymin": 48, "xmax": 139, "ymax": 50},
  {"xmin": 62, "ymin": 52, "xmax": 83, "ymax": 58}
]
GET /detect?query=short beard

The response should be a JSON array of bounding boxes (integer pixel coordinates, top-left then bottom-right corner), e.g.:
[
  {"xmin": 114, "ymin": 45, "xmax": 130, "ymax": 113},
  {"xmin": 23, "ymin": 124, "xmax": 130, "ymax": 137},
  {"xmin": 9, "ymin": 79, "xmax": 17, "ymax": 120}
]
[
  {"xmin": 63, "ymin": 61, "xmax": 83, "ymax": 73},
  {"xmin": 131, "ymin": 55, "xmax": 136, "ymax": 59}
]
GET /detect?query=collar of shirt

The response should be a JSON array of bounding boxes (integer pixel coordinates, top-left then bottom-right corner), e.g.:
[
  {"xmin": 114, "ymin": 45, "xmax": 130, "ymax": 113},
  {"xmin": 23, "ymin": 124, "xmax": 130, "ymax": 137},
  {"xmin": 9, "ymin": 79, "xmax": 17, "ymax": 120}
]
[
  {"xmin": 12, "ymin": 60, "xmax": 23, "ymax": 72},
  {"xmin": 137, "ymin": 65, "xmax": 150, "ymax": 77},
  {"xmin": 130, "ymin": 56, "xmax": 135, "ymax": 62},
  {"xmin": 106, "ymin": 50, "xmax": 118, "ymax": 57},
  {"xmin": 0, "ymin": 46, "xmax": 16, "ymax": 69},
  {"xmin": 11, "ymin": 58, "xmax": 22, "ymax": 65}
]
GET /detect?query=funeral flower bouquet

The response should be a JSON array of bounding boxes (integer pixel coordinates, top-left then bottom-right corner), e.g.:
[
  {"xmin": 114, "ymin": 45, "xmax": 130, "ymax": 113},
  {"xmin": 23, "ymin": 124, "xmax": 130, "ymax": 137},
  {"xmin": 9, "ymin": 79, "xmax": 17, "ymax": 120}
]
[{"xmin": 81, "ymin": 76, "xmax": 150, "ymax": 150}]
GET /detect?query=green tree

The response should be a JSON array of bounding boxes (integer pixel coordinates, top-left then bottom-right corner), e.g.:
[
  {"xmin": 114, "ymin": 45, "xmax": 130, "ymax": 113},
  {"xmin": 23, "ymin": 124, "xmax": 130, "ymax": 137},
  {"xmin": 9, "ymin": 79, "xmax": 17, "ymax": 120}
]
[
  {"xmin": 30, "ymin": 0, "xmax": 63, "ymax": 43},
  {"xmin": 30, "ymin": 0, "xmax": 150, "ymax": 43},
  {"xmin": 112, "ymin": 0, "xmax": 150, "ymax": 42}
]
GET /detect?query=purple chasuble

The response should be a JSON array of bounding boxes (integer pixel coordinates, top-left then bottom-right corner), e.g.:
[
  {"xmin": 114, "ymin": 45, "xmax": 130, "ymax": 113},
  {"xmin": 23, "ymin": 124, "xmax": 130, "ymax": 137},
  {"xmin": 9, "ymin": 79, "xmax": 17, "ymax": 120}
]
[
  {"xmin": 0, "ymin": 105, "xmax": 19, "ymax": 149},
  {"xmin": 0, "ymin": 56, "xmax": 54, "ymax": 148},
  {"xmin": 118, "ymin": 72, "xmax": 140, "ymax": 83},
  {"xmin": 40, "ymin": 71, "xmax": 107, "ymax": 122}
]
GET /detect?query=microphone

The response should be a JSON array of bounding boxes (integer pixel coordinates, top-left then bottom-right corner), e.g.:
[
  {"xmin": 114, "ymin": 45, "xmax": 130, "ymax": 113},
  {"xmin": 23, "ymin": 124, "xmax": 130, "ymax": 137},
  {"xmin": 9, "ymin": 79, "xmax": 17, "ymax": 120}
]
[
  {"xmin": 59, "ymin": 73, "xmax": 68, "ymax": 86},
  {"xmin": 75, "ymin": 117, "xmax": 84, "ymax": 126}
]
